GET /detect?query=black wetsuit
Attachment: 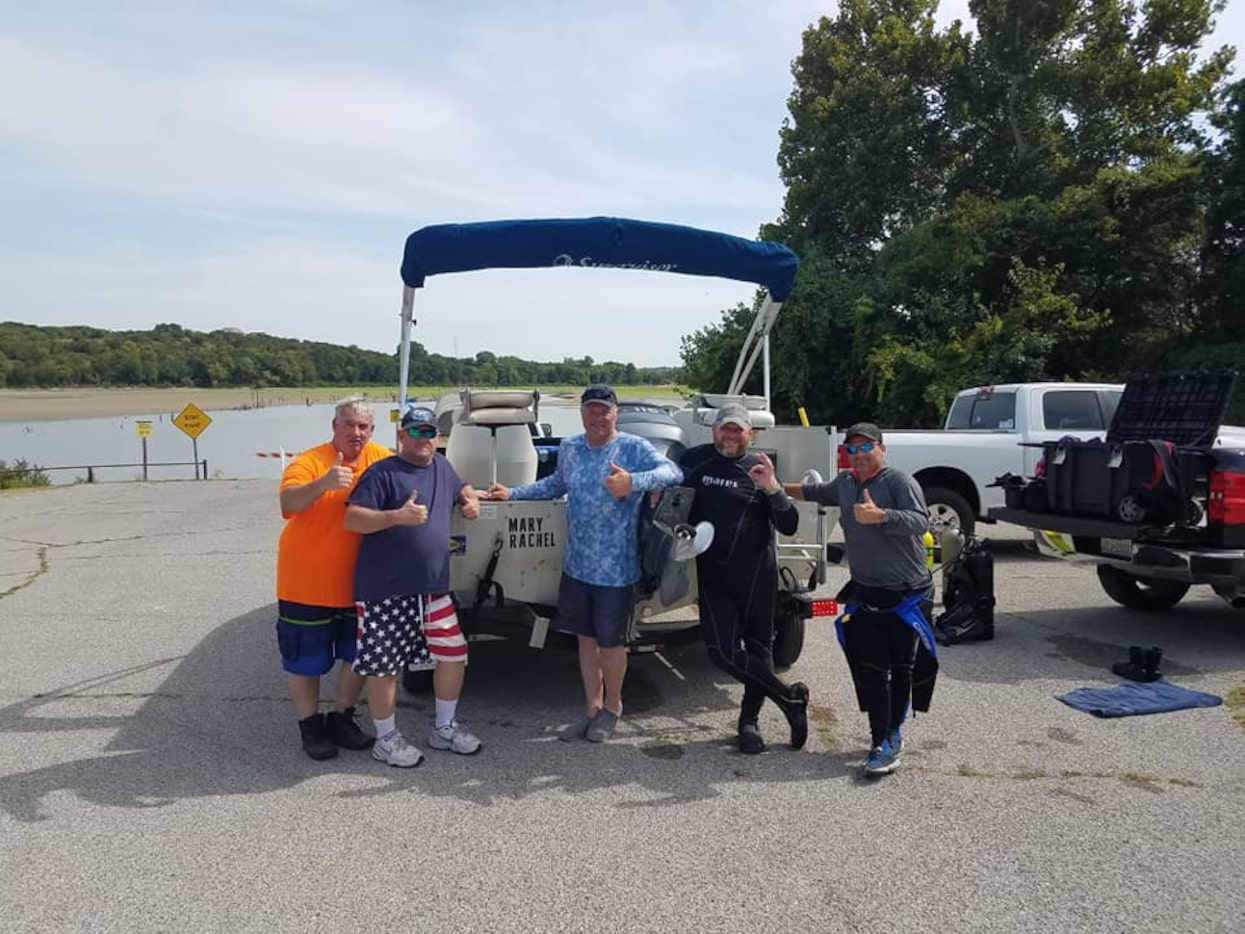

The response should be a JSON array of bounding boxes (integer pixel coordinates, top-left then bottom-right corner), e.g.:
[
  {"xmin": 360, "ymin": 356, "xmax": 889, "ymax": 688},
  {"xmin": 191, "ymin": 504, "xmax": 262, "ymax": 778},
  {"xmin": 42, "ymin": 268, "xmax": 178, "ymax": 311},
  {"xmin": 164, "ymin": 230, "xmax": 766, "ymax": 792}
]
[
  {"xmin": 803, "ymin": 467, "xmax": 936, "ymax": 746},
  {"xmin": 679, "ymin": 444, "xmax": 802, "ymax": 724}
]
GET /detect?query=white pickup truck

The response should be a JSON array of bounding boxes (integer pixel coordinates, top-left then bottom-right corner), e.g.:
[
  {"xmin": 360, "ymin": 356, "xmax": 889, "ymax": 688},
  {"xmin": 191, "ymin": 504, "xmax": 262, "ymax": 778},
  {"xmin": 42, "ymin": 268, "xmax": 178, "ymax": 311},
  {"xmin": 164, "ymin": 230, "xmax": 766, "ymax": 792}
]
[{"xmin": 874, "ymin": 382, "xmax": 1126, "ymax": 537}]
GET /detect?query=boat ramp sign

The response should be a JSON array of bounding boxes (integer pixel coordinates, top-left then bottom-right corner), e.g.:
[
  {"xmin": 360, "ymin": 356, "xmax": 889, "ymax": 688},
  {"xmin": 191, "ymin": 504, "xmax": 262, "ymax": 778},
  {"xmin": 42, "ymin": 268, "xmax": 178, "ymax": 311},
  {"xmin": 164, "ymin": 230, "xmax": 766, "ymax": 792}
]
[{"xmin": 173, "ymin": 404, "xmax": 213, "ymax": 439}]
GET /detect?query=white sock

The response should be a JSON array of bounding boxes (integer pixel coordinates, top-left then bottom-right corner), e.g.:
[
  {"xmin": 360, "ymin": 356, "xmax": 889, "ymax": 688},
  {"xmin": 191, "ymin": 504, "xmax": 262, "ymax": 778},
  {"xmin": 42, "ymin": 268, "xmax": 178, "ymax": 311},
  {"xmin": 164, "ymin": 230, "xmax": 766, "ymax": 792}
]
[
  {"xmin": 374, "ymin": 715, "xmax": 396, "ymax": 739},
  {"xmin": 435, "ymin": 699, "xmax": 458, "ymax": 730}
]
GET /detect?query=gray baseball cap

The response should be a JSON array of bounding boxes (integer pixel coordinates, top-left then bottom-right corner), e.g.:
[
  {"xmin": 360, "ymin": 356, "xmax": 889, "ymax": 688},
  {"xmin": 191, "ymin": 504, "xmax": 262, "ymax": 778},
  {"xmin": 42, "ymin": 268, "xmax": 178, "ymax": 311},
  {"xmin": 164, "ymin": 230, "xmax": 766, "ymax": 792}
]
[{"xmin": 714, "ymin": 403, "xmax": 753, "ymax": 429}]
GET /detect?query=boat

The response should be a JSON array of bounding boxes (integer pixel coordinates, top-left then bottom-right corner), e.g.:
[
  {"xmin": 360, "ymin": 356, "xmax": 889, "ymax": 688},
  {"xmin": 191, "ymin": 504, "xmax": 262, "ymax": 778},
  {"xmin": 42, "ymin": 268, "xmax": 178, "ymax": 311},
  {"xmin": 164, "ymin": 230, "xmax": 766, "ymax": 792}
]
[{"xmin": 395, "ymin": 217, "xmax": 840, "ymax": 680}]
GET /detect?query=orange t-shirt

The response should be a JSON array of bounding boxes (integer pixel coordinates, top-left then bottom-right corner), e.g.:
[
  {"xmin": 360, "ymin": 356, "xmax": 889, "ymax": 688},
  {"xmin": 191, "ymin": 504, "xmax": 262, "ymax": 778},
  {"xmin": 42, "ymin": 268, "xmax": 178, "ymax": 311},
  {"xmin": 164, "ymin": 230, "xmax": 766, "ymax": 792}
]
[{"xmin": 276, "ymin": 440, "xmax": 391, "ymax": 607}]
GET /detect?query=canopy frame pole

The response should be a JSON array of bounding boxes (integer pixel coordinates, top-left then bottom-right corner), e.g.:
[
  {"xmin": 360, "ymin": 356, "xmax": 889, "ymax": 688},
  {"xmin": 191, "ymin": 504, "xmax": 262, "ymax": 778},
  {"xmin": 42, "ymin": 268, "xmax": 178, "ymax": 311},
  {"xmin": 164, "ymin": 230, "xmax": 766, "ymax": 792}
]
[
  {"xmin": 727, "ymin": 294, "xmax": 769, "ymax": 394},
  {"xmin": 398, "ymin": 286, "xmax": 416, "ymax": 413},
  {"xmin": 762, "ymin": 335, "xmax": 771, "ymax": 406},
  {"xmin": 727, "ymin": 297, "xmax": 783, "ymax": 399}
]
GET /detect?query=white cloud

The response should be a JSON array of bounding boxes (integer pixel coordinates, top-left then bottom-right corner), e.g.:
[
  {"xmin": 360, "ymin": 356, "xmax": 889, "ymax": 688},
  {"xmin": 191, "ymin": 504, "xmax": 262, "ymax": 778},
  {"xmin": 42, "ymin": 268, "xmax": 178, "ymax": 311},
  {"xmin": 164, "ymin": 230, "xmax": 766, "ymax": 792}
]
[{"xmin": 1, "ymin": 0, "xmax": 1241, "ymax": 371}]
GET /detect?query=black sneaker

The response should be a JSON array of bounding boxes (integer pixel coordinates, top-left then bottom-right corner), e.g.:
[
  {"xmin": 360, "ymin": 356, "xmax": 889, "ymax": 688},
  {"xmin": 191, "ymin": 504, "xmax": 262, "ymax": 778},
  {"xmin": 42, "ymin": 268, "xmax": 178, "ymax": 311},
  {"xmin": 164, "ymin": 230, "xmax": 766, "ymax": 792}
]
[
  {"xmin": 738, "ymin": 721, "xmax": 765, "ymax": 755},
  {"xmin": 327, "ymin": 706, "xmax": 375, "ymax": 750},
  {"xmin": 298, "ymin": 713, "xmax": 338, "ymax": 761},
  {"xmin": 783, "ymin": 682, "xmax": 810, "ymax": 750}
]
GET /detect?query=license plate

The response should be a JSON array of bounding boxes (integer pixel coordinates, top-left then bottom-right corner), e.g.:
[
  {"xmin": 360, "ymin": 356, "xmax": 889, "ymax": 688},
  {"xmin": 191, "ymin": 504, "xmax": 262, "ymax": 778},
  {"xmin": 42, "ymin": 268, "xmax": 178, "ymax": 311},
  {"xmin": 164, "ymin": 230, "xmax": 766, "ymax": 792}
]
[{"xmin": 1101, "ymin": 537, "xmax": 1133, "ymax": 559}]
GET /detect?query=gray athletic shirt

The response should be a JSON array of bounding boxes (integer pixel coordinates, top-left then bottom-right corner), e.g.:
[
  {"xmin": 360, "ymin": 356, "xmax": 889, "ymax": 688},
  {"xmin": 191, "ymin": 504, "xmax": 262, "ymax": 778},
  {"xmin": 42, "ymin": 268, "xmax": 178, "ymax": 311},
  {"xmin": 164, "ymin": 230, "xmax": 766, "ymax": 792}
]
[{"xmin": 802, "ymin": 466, "xmax": 932, "ymax": 591}]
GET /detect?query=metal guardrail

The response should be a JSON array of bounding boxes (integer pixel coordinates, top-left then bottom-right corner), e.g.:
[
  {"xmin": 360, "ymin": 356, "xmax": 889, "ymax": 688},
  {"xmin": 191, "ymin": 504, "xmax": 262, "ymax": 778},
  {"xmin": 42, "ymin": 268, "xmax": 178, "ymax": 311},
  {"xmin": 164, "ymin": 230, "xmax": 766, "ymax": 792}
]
[{"xmin": 0, "ymin": 460, "xmax": 208, "ymax": 484}]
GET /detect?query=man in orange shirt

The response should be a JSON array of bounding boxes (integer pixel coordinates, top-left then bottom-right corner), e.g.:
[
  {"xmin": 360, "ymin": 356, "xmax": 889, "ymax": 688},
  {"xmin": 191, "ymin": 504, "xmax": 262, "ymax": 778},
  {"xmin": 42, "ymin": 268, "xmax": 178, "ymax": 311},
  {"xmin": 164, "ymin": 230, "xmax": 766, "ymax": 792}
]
[{"xmin": 276, "ymin": 397, "xmax": 391, "ymax": 760}]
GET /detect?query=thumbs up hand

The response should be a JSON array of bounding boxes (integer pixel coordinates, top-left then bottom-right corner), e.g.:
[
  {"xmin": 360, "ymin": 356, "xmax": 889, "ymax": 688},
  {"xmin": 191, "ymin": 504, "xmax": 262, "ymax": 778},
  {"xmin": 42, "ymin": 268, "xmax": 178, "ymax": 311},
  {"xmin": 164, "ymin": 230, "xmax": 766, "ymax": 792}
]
[
  {"xmin": 604, "ymin": 460, "xmax": 632, "ymax": 501},
  {"xmin": 854, "ymin": 488, "xmax": 885, "ymax": 525},
  {"xmin": 395, "ymin": 489, "xmax": 428, "ymax": 526},
  {"xmin": 322, "ymin": 450, "xmax": 354, "ymax": 491}
]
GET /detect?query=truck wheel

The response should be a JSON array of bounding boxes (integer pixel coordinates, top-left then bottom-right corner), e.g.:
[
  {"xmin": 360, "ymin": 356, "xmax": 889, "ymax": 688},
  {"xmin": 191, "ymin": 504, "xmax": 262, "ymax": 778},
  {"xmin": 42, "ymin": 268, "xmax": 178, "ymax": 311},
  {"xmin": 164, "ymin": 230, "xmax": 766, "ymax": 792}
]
[
  {"xmin": 402, "ymin": 669, "xmax": 434, "ymax": 694},
  {"xmin": 924, "ymin": 486, "xmax": 975, "ymax": 539},
  {"xmin": 1096, "ymin": 565, "xmax": 1189, "ymax": 610},
  {"xmin": 772, "ymin": 612, "xmax": 805, "ymax": 671}
]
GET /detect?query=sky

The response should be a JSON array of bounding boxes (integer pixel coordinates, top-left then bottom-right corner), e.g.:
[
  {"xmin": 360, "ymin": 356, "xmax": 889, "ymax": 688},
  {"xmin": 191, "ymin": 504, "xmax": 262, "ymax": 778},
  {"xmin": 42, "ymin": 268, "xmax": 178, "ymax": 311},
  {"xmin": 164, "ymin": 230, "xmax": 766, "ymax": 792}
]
[{"xmin": 1, "ymin": 1, "xmax": 1242, "ymax": 369}]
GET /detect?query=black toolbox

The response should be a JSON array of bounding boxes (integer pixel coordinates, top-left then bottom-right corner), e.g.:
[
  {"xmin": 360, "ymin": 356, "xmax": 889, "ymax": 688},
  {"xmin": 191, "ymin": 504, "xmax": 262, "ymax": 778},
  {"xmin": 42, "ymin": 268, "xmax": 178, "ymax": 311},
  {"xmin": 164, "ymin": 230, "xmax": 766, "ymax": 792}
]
[{"xmin": 1043, "ymin": 374, "xmax": 1236, "ymax": 522}]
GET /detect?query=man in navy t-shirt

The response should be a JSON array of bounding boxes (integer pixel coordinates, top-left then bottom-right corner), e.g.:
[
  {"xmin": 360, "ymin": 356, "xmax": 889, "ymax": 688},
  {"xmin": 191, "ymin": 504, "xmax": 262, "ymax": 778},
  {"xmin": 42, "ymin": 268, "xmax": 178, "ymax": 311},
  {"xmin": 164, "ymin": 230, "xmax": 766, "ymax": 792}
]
[{"xmin": 345, "ymin": 405, "xmax": 482, "ymax": 768}]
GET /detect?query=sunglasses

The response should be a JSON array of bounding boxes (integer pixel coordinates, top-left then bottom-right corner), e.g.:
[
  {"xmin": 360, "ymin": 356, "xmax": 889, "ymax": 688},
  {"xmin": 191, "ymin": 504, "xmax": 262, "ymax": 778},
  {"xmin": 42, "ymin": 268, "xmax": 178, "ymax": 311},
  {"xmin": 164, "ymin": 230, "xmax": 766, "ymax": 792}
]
[
  {"xmin": 844, "ymin": 442, "xmax": 876, "ymax": 454},
  {"xmin": 405, "ymin": 426, "xmax": 437, "ymax": 438}
]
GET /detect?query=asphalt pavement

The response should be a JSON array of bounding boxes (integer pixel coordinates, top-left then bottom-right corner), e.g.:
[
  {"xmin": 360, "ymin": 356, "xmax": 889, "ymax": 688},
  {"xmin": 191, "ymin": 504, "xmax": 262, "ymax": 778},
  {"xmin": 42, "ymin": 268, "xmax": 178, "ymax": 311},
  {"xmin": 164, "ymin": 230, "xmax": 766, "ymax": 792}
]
[{"xmin": 1, "ymin": 480, "xmax": 1243, "ymax": 933}]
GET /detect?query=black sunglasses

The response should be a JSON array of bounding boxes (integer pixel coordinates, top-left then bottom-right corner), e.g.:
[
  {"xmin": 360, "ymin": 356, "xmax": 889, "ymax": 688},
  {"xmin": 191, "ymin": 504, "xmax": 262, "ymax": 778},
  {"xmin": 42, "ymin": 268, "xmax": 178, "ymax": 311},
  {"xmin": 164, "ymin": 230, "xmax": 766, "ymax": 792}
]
[
  {"xmin": 844, "ymin": 442, "xmax": 876, "ymax": 454},
  {"xmin": 406, "ymin": 426, "xmax": 437, "ymax": 438}
]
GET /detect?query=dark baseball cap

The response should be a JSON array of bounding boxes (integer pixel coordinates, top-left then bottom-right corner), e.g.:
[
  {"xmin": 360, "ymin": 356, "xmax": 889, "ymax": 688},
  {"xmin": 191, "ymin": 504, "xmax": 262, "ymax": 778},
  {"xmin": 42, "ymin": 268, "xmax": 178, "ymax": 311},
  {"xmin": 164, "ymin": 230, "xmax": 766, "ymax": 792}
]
[
  {"xmin": 843, "ymin": 421, "xmax": 883, "ymax": 443},
  {"xmin": 400, "ymin": 404, "xmax": 438, "ymax": 429},
  {"xmin": 581, "ymin": 384, "xmax": 618, "ymax": 407}
]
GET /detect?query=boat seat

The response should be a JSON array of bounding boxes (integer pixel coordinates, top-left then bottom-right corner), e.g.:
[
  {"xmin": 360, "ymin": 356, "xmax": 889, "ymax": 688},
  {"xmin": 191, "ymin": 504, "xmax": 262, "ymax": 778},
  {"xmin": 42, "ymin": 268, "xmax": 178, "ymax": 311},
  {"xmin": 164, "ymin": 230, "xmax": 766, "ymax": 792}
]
[
  {"xmin": 688, "ymin": 393, "xmax": 777, "ymax": 429},
  {"xmin": 459, "ymin": 388, "xmax": 540, "ymax": 428}
]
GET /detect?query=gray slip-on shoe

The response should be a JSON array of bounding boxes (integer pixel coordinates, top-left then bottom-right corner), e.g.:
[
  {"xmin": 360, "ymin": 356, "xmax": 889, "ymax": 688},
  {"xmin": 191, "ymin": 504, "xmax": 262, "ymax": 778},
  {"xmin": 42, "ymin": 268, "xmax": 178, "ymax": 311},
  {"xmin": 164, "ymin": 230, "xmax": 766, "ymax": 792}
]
[
  {"xmin": 559, "ymin": 713, "xmax": 595, "ymax": 742},
  {"xmin": 585, "ymin": 709, "xmax": 619, "ymax": 743}
]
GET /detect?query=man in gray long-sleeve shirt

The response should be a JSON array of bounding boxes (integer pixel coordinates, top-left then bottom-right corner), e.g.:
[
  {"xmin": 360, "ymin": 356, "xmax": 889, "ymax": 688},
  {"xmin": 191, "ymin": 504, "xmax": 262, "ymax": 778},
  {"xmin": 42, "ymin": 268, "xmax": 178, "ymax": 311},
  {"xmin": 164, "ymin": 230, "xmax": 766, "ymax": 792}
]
[{"xmin": 784, "ymin": 421, "xmax": 937, "ymax": 778}]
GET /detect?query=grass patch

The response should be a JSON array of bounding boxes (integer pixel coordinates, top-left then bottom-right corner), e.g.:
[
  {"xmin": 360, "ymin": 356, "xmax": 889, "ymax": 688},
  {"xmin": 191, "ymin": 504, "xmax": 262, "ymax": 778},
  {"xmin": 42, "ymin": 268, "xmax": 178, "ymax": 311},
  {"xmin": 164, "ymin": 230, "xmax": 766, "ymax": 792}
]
[
  {"xmin": 0, "ymin": 545, "xmax": 49, "ymax": 599},
  {"xmin": 809, "ymin": 704, "xmax": 839, "ymax": 751},
  {"xmin": 957, "ymin": 765, "xmax": 992, "ymax": 778},
  {"xmin": 0, "ymin": 458, "xmax": 51, "ymax": 490},
  {"xmin": 1226, "ymin": 686, "xmax": 1245, "ymax": 729},
  {"xmin": 1121, "ymin": 772, "xmax": 1165, "ymax": 793}
]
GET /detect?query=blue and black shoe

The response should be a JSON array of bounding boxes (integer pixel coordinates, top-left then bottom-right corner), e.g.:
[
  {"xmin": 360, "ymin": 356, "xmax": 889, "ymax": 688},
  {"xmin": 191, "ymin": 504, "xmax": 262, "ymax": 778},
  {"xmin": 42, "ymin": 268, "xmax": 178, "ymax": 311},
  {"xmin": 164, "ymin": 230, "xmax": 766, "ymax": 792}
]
[
  {"xmin": 864, "ymin": 737, "xmax": 901, "ymax": 778},
  {"xmin": 887, "ymin": 727, "xmax": 903, "ymax": 758}
]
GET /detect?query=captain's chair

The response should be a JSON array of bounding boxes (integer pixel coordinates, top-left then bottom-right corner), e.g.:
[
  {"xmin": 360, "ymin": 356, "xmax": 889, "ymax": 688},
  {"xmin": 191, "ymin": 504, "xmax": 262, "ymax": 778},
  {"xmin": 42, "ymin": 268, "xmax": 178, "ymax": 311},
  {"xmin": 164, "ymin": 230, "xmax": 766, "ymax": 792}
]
[{"xmin": 445, "ymin": 389, "xmax": 541, "ymax": 487}]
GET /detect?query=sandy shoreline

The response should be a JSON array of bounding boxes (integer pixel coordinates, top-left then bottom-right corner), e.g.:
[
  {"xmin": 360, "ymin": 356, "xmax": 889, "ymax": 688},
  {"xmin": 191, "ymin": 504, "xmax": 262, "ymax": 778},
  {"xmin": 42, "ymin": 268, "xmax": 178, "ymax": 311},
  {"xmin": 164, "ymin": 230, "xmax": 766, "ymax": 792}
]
[
  {"xmin": 0, "ymin": 387, "xmax": 399, "ymax": 422},
  {"xmin": 0, "ymin": 385, "xmax": 668, "ymax": 422}
]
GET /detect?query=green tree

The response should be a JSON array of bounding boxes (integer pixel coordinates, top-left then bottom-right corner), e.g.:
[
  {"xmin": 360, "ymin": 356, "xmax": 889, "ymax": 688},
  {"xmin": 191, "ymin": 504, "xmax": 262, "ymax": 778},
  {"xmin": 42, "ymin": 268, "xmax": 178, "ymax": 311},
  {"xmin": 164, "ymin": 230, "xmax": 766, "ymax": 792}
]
[{"xmin": 684, "ymin": 0, "xmax": 1236, "ymax": 426}]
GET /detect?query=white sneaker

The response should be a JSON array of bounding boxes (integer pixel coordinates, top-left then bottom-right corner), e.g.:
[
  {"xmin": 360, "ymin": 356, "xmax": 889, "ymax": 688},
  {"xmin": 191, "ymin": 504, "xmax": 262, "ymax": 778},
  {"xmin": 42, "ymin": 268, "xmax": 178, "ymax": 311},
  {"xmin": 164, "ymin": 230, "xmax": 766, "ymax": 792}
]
[
  {"xmin": 372, "ymin": 730, "xmax": 425, "ymax": 768},
  {"xmin": 429, "ymin": 721, "xmax": 482, "ymax": 755}
]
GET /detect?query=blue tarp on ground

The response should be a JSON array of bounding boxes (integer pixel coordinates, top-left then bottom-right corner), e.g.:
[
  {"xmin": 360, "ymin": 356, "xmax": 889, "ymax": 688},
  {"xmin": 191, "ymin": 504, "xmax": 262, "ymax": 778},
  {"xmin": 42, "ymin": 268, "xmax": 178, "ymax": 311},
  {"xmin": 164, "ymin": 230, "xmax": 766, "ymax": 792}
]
[
  {"xmin": 400, "ymin": 217, "xmax": 800, "ymax": 301},
  {"xmin": 1057, "ymin": 681, "xmax": 1223, "ymax": 718}
]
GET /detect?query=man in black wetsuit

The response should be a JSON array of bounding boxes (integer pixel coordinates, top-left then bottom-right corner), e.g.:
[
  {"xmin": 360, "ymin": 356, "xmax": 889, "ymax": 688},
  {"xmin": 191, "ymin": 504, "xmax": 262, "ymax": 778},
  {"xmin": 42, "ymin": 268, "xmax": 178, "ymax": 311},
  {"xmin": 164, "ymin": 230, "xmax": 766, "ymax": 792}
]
[{"xmin": 678, "ymin": 403, "xmax": 810, "ymax": 754}]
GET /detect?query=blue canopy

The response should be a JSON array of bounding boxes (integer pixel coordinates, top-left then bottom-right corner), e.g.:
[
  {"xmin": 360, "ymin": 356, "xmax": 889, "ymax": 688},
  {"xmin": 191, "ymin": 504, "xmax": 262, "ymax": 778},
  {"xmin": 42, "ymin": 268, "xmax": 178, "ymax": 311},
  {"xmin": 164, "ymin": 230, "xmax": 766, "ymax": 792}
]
[{"xmin": 400, "ymin": 216, "xmax": 799, "ymax": 302}]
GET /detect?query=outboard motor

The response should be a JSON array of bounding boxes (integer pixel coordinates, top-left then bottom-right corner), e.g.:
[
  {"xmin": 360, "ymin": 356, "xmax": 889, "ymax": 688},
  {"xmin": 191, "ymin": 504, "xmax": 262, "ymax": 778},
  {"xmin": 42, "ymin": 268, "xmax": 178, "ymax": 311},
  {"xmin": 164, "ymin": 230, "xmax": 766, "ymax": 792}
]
[
  {"xmin": 616, "ymin": 402, "xmax": 689, "ymax": 462},
  {"xmin": 622, "ymin": 402, "xmax": 696, "ymax": 597}
]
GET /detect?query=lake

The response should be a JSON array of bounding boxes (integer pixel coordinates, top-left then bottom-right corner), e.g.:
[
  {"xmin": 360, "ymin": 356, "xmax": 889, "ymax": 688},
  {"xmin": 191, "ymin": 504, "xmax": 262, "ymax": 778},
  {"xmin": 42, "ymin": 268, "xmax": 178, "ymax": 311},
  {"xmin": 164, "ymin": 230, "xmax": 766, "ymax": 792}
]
[{"xmin": 0, "ymin": 400, "xmax": 590, "ymax": 485}]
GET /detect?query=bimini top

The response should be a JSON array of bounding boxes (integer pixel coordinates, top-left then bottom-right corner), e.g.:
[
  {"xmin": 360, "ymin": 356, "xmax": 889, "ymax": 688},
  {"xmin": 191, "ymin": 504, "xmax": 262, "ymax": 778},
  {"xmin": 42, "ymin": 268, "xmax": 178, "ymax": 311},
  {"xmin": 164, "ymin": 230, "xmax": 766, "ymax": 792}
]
[{"xmin": 400, "ymin": 216, "xmax": 799, "ymax": 302}]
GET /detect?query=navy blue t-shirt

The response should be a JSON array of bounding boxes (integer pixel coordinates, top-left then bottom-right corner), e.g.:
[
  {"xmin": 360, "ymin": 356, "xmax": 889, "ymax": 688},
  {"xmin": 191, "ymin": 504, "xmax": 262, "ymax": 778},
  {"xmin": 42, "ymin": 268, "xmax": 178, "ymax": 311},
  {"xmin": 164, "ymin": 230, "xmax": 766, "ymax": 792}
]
[{"xmin": 347, "ymin": 454, "xmax": 465, "ymax": 602}]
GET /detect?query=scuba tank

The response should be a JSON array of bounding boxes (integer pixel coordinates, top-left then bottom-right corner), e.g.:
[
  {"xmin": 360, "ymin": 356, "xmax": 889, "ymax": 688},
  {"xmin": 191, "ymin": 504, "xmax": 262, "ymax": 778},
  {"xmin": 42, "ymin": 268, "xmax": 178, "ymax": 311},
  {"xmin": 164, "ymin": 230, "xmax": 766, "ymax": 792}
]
[
  {"xmin": 933, "ymin": 533, "xmax": 995, "ymax": 644},
  {"xmin": 940, "ymin": 528, "xmax": 965, "ymax": 599}
]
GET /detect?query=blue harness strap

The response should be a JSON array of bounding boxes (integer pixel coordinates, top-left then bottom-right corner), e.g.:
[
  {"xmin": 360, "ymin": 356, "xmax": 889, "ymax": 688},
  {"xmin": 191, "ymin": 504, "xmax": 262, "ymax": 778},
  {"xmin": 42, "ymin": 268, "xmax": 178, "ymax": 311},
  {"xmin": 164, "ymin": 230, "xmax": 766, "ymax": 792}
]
[{"xmin": 834, "ymin": 592, "xmax": 938, "ymax": 660}]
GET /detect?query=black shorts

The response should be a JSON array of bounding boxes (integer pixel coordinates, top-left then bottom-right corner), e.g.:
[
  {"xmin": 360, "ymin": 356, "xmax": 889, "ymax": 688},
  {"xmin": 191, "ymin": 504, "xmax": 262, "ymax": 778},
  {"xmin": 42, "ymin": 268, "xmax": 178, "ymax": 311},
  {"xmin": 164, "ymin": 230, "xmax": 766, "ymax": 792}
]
[{"xmin": 555, "ymin": 574, "xmax": 634, "ymax": 648}]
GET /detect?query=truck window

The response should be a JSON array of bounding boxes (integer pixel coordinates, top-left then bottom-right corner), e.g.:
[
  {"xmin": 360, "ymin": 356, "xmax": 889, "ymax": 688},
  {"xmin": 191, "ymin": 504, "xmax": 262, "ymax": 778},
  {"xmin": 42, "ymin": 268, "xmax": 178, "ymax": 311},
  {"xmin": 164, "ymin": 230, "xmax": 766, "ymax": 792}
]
[
  {"xmin": 1099, "ymin": 389, "xmax": 1122, "ymax": 428},
  {"xmin": 1042, "ymin": 390, "xmax": 1105, "ymax": 431},
  {"xmin": 946, "ymin": 391, "xmax": 1017, "ymax": 430}
]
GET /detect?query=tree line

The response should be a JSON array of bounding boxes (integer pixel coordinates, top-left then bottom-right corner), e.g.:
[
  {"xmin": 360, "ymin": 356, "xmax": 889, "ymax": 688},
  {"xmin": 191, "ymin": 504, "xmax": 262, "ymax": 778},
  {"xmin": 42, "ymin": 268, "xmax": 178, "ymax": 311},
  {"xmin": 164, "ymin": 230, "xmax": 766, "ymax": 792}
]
[
  {"xmin": 680, "ymin": 0, "xmax": 1245, "ymax": 426},
  {"xmin": 0, "ymin": 322, "xmax": 679, "ymax": 389}
]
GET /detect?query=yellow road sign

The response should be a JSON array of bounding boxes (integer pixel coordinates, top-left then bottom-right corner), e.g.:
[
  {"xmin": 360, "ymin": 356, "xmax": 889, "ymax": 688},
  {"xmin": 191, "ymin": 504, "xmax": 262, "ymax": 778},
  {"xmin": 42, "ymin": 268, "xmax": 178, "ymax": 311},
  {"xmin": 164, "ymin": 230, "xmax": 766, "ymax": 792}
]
[
  {"xmin": 135, "ymin": 420, "xmax": 153, "ymax": 438},
  {"xmin": 173, "ymin": 403, "xmax": 213, "ymax": 439},
  {"xmin": 390, "ymin": 408, "xmax": 400, "ymax": 423}
]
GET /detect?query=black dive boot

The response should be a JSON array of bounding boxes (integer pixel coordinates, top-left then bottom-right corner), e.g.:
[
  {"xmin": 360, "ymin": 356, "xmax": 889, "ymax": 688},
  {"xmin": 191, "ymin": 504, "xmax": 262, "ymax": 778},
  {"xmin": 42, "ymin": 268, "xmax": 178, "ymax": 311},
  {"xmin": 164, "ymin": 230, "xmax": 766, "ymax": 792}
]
[
  {"xmin": 780, "ymin": 682, "xmax": 810, "ymax": 750},
  {"xmin": 299, "ymin": 713, "xmax": 339, "ymax": 760},
  {"xmin": 1142, "ymin": 646, "xmax": 1163, "ymax": 682},
  {"xmin": 1112, "ymin": 645, "xmax": 1149, "ymax": 682}
]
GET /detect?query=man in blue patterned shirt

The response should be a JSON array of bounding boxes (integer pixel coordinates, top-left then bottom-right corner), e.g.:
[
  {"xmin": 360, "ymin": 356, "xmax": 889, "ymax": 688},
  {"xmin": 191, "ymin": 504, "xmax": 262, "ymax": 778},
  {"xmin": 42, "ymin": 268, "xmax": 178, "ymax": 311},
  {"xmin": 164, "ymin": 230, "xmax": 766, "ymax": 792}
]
[{"xmin": 485, "ymin": 384, "xmax": 682, "ymax": 742}]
